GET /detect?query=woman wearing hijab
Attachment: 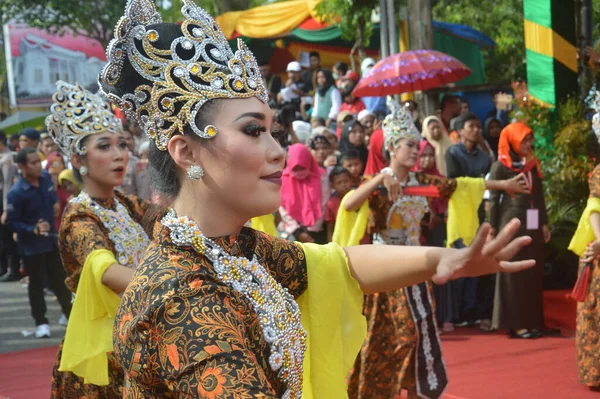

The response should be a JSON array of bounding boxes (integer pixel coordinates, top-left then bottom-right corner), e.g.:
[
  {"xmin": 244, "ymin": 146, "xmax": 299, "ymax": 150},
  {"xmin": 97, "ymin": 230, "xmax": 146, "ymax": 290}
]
[
  {"xmin": 340, "ymin": 120, "xmax": 369, "ymax": 171},
  {"xmin": 490, "ymin": 122, "xmax": 551, "ymax": 338},
  {"xmin": 483, "ymin": 117, "xmax": 503, "ymax": 159},
  {"xmin": 421, "ymin": 116, "xmax": 454, "ymax": 176},
  {"xmin": 279, "ymin": 144, "xmax": 330, "ymax": 244},
  {"xmin": 312, "ymin": 68, "xmax": 342, "ymax": 128}
]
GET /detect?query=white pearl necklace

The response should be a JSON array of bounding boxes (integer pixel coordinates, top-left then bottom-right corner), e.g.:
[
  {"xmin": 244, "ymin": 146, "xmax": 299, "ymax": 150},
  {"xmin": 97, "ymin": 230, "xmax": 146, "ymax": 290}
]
[
  {"xmin": 72, "ymin": 192, "xmax": 150, "ymax": 268},
  {"xmin": 161, "ymin": 209, "xmax": 306, "ymax": 399}
]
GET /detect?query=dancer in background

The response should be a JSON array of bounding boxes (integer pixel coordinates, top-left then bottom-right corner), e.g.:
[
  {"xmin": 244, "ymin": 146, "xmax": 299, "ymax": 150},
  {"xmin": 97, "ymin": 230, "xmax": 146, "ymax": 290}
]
[
  {"xmin": 99, "ymin": 1, "xmax": 535, "ymax": 397},
  {"xmin": 342, "ymin": 99, "xmax": 530, "ymax": 399},
  {"xmin": 46, "ymin": 81, "xmax": 151, "ymax": 398},
  {"xmin": 569, "ymin": 92, "xmax": 600, "ymax": 391}
]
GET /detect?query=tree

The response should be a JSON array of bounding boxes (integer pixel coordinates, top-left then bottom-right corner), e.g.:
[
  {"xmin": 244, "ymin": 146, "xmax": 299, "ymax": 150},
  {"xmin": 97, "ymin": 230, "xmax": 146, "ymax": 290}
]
[
  {"xmin": 1, "ymin": 0, "xmax": 269, "ymax": 47},
  {"xmin": 432, "ymin": 0, "xmax": 525, "ymax": 83},
  {"xmin": 1, "ymin": 0, "xmax": 128, "ymax": 47},
  {"xmin": 314, "ymin": 0, "xmax": 380, "ymax": 71}
]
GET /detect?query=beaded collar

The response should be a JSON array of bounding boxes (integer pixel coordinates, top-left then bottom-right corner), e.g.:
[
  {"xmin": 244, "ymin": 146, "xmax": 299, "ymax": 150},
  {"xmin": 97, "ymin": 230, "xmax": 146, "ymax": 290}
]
[
  {"xmin": 72, "ymin": 192, "xmax": 150, "ymax": 268},
  {"xmin": 161, "ymin": 209, "xmax": 306, "ymax": 399}
]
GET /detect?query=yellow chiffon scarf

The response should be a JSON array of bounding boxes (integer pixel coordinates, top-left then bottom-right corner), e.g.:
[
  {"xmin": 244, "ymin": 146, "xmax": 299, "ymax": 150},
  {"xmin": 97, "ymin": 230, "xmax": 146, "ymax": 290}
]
[
  {"xmin": 250, "ymin": 213, "xmax": 278, "ymax": 237},
  {"xmin": 569, "ymin": 197, "xmax": 600, "ymax": 256},
  {"xmin": 331, "ymin": 190, "xmax": 370, "ymax": 247},
  {"xmin": 298, "ymin": 242, "xmax": 366, "ymax": 398},
  {"xmin": 447, "ymin": 177, "xmax": 486, "ymax": 247},
  {"xmin": 59, "ymin": 249, "xmax": 121, "ymax": 386}
]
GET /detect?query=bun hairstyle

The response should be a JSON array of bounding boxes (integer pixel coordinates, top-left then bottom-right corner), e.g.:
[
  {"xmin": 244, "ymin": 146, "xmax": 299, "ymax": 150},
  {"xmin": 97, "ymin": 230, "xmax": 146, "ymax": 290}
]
[{"xmin": 98, "ymin": 0, "xmax": 269, "ymax": 197}]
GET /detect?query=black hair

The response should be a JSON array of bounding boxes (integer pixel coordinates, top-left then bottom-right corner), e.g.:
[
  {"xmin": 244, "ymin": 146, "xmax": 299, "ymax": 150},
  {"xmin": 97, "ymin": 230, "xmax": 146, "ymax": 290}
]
[
  {"xmin": 405, "ymin": 100, "xmax": 418, "ymax": 109},
  {"xmin": 311, "ymin": 117, "xmax": 326, "ymax": 127},
  {"xmin": 329, "ymin": 165, "xmax": 350, "ymax": 184},
  {"xmin": 340, "ymin": 148, "xmax": 362, "ymax": 164},
  {"xmin": 333, "ymin": 62, "xmax": 348, "ymax": 75},
  {"xmin": 14, "ymin": 147, "xmax": 37, "ymax": 165},
  {"xmin": 309, "ymin": 51, "xmax": 320, "ymax": 59},
  {"xmin": 460, "ymin": 96, "xmax": 469, "ymax": 105},
  {"xmin": 455, "ymin": 112, "xmax": 479, "ymax": 131},
  {"xmin": 342, "ymin": 83, "xmax": 356, "ymax": 97},
  {"xmin": 257, "ymin": 59, "xmax": 270, "ymax": 67},
  {"xmin": 99, "ymin": 22, "xmax": 223, "ymax": 198},
  {"xmin": 0, "ymin": 131, "xmax": 7, "ymax": 146},
  {"xmin": 440, "ymin": 94, "xmax": 459, "ymax": 111}
]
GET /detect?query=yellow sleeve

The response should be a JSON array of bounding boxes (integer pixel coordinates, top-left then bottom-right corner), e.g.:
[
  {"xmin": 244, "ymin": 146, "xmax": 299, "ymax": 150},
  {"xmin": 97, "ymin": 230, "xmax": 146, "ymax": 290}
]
[
  {"xmin": 298, "ymin": 243, "xmax": 366, "ymax": 399},
  {"xmin": 447, "ymin": 177, "xmax": 486, "ymax": 247},
  {"xmin": 332, "ymin": 190, "xmax": 369, "ymax": 247},
  {"xmin": 59, "ymin": 249, "xmax": 121, "ymax": 386},
  {"xmin": 569, "ymin": 197, "xmax": 600, "ymax": 256},
  {"xmin": 250, "ymin": 214, "xmax": 278, "ymax": 237}
]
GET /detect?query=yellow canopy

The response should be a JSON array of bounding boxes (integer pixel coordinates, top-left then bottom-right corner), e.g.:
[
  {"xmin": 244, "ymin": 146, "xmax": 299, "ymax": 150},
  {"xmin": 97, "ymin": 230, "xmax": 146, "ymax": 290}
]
[{"xmin": 216, "ymin": 0, "xmax": 323, "ymax": 39}]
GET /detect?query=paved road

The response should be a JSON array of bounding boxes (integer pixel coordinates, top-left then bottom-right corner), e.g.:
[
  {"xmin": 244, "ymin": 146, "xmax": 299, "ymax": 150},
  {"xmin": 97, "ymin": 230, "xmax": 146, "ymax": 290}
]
[{"xmin": 0, "ymin": 280, "xmax": 65, "ymax": 354}]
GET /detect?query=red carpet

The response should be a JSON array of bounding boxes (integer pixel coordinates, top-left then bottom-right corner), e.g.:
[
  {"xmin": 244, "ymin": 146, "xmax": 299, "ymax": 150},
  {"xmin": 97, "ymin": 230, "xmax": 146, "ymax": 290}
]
[{"xmin": 0, "ymin": 290, "xmax": 589, "ymax": 399}]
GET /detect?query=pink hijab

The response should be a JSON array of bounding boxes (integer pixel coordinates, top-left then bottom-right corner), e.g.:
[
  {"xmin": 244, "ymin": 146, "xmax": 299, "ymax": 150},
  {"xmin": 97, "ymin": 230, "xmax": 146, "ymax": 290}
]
[{"xmin": 281, "ymin": 144, "xmax": 325, "ymax": 227}]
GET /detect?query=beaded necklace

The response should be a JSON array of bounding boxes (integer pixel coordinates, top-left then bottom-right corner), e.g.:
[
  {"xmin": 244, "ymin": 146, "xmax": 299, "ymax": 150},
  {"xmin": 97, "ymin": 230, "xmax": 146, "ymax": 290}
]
[
  {"xmin": 72, "ymin": 192, "xmax": 150, "ymax": 268},
  {"xmin": 161, "ymin": 209, "xmax": 306, "ymax": 399}
]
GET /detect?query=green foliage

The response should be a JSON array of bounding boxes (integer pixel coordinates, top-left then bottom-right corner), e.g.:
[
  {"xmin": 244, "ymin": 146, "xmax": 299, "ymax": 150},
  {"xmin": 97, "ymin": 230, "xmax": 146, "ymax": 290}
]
[
  {"xmin": 1, "ymin": 0, "xmax": 262, "ymax": 46},
  {"xmin": 511, "ymin": 83, "xmax": 595, "ymax": 270},
  {"xmin": 314, "ymin": 0, "xmax": 377, "ymax": 47},
  {"xmin": 432, "ymin": 0, "xmax": 525, "ymax": 83}
]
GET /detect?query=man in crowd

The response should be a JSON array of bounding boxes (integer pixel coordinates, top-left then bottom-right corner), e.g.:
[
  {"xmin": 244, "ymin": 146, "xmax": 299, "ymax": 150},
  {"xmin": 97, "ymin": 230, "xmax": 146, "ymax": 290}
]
[
  {"xmin": 258, "ymin": 60, "xmax": 282, "ymax": 105},
  {"xmin": 0, "ymin": 132, "xmax": 19, "ymax": 282},
  {"xmin": 301, "ymin": 51, "xmax": 321, "ymax": 94},
  {"xmin": 6, "ymin": 148, "xmax": 72, "ymax": 338},
  {"xmin": 125, "ymin": 118, "xmax": 147, "ymax": 155},
  {"xmin": 445, "ymin": 112, "xmax": 493, "ymax": 328},
  {"xmin": 278, "ymin": 61, "xmax": 309, "ymax": 112},
  {"xmin": 486, "ymin": 90, "xmax": 511, "ymax": 128},
  {"xmin": 40, "ymin": 132, "xmax": 60, "ymax": 169},
  {"xmin": 440, "ymin": 94, "xmax": 461, "ymax": 133}
]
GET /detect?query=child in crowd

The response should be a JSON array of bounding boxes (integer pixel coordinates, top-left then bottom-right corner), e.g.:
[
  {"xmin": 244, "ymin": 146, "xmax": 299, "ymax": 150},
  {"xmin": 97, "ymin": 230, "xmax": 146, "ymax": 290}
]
[
  {"xmin": 340, "ymin": 83, "xmax": 366, "ymax": 117},
  {"xmin": 324, "ymin": 166, "xmax": 353, "ymax": 242},
  {"xmin": 340, "ymin": 149, "xmax": 365, "ymax": 188}
]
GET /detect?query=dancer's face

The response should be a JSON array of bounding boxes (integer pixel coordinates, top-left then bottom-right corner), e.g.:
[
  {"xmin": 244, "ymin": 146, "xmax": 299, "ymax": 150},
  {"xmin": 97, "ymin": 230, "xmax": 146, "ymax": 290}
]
[
  {"xmin": 391, "ymin": 138, "xmax": 419, "ymax": 169},
  {"xmin": 171, "ymin": 97, "xmax": 286, "ymax": 220},
  {"xmin": 72, "ymin": 133, "xmax": 129, "ymax": 189}
]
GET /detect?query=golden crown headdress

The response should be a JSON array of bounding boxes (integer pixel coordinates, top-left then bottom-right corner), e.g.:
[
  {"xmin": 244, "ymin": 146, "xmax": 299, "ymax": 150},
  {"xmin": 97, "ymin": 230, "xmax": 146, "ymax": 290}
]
[
  {"xmin": 45, "ymin": 81, "xmax": 122, "ymax": 157},
  {"xmin": 382, "ymin": 97, "xmax": 421, "ymax": 148},
  {"xmin": 98, "ymin": 0, "xmax": 269, "ymax": 151}
]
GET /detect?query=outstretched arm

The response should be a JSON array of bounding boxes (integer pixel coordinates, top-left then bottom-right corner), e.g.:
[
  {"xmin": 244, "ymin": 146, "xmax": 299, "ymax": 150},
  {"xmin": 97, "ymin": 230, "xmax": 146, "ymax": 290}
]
[{"xmin": 344, "ymin": 219, "xmax": 533, "ymax": 294}]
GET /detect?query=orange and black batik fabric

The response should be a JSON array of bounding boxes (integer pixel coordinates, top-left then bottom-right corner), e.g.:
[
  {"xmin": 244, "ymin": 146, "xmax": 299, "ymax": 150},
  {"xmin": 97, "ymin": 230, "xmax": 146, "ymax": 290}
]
[{"xmin": 114, "ymin": 222, "xmax": 308, "ymax": 398}]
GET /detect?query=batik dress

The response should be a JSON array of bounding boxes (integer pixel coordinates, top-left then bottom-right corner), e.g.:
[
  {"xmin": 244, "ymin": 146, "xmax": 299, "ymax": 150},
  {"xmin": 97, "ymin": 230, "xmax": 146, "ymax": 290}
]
[
  {"xmin": 114, "ymin": 218, "xmax": 366, "ymax": 398},
  {"xmin": 50, "ymin": 192, "xmax": 151, "ymax": 399},
  {"xmin": 347, "ymin": 171, "xmax": 456, "ymax": 399},
  {"xmin": 573, "ymin": 164, "xmax": 600, "ymax": 388}
]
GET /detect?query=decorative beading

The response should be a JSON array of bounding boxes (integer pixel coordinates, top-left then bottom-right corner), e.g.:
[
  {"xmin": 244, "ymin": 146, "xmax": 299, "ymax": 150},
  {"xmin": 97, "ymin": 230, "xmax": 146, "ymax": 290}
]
[
  {"xmin": 45, "ymin": 81, "xmax": 122, "ymax": 157},
  {"xmin": 161, "ymin": 209, "xmax": 306, "ymax": 399},
  {"xmin": 98, "ymin": 0, "xmax": 268, "ymax": 151},
  {"xmin": 72, "ymin": 192, "xmax": 150, "ymax": 268},
  {"xmin": 383, "ymin": 96, "xmax": 421, "ymax": 149}
]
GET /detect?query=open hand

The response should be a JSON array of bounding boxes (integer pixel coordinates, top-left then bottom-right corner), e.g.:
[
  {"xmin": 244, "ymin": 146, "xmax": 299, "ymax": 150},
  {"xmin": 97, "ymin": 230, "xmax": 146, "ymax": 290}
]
[
  {"xmin": 583, "ymin": 240, "xmax": 600, "ymax": 263},
  {"xmin": 433, "ymin": 219, "xmax": 534, "ymax": 284},
  {"xmin": 504, "ymin": 173, "xmax": 530, "ymax": 197}
]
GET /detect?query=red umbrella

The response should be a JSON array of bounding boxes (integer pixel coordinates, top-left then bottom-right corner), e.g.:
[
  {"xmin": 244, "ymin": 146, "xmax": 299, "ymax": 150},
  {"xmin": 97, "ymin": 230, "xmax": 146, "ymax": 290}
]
[{"xmin": 352, "ymin": 49, "xmax": 472, "ymax": 97}]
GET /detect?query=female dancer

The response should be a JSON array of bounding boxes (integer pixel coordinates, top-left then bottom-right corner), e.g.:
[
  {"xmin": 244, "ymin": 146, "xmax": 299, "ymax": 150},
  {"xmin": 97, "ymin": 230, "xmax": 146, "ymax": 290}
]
[
  {"xmin": 99, "ymin": 1, "xmax": 534, "ymax": 397},
  {"xmin": 340, "ymin": 98, "xmax": 529, "ymax": 398},
  {"xmin": 46, "ymin": 81, "xmax": 151, "ymax": 398}
]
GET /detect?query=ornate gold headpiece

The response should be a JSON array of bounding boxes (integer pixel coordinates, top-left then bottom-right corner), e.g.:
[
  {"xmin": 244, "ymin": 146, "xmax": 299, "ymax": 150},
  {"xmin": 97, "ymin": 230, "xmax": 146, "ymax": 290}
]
[
  {"xmin": 382, "ymin": 97, "xmax": 421, "ymax": 148},
  {"xmin": 98, "ymin": 0, "xmax": 269, "ymax": 150},
  {"xmin": 45, "ymin": 81, "xmax": 122, "ymax": 157}
]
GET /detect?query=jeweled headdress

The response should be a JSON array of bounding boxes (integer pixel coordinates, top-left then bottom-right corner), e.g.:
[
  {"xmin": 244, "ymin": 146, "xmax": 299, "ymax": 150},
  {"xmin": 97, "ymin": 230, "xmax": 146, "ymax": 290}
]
[
  {"xmin": 382, "ymin": 97, "xmax": 421, "ymax": 148},
  {"xmin": 587, "ymin": 86, "xmax": 600, "ymax": 142},
  {"xmin": 45, "ymin": 81, "xmax": 122, "ymax": 157},
  {"xmin": 98, "ymin": 0, "xmax": 269, "ymax": 151}
]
